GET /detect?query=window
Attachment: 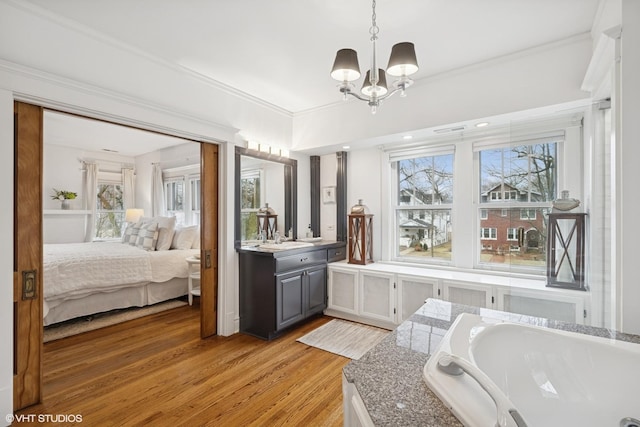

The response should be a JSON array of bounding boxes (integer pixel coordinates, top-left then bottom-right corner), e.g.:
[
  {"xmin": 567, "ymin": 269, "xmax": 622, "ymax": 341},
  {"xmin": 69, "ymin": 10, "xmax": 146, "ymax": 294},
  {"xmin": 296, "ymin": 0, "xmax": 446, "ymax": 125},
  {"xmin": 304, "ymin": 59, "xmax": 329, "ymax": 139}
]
[
  {"xmin": 478, "ymin": 139, "xmax": 558, "ymax": 270},
  {"xmin": 240, "ymin": 169, "xmax": 263, "ymax": 241},
  {"xmin": 164, "ymin": 168, "xmax": 200, "ymax": 226},
  {"xmin": 481, "ymin": 227, "xmax": 497, "ymax": 240},
  {"xmin": 520, "ymin": 209, "xmax": 537, "ymax": 220},
  {"xmin": 480, "ymin": 209, "xmax": 488, "ymax": 220},
  {"xmin": 393, "ymin": 151, "xmax": 454, "ymax": 262},
  {"xmin": 95, "ymin": 183, "xmax": 124, "ymax": 239}
]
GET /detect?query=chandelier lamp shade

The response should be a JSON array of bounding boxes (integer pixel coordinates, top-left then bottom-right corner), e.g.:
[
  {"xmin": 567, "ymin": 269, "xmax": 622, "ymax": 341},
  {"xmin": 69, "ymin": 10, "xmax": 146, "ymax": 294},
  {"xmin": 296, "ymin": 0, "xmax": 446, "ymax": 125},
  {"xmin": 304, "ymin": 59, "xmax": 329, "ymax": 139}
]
[{"xmin": 330, "ymin": 0, "xmax": 419, "ymax": 113}]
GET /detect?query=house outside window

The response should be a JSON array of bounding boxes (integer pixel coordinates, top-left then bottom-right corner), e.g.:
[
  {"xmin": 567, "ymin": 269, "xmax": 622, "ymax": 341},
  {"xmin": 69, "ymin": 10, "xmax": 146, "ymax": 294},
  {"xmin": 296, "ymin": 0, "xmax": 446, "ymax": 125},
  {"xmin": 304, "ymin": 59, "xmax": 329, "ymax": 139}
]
[
  {"xmin": 393, "ymin": 151, "xmax": 454, "ymax": 262},
  {"xmin": 481, "ymin": 227, "xmax": 497, "ymax": 240},
  {"xmin": 478, "ymin": 140, "xmax": 557, "ymax": 270}
]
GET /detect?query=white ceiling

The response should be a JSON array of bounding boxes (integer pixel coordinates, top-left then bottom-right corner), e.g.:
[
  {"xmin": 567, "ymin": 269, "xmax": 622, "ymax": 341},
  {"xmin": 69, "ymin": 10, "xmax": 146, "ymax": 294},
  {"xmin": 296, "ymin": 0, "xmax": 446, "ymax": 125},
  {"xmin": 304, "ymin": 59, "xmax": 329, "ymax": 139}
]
[
  {"xmin": 32, "ymin": 0, "xmax": 601, "ymax": 156},
  {"xmin": 27, "ymin": 0, "xmax": 600, "ymax": 114}
]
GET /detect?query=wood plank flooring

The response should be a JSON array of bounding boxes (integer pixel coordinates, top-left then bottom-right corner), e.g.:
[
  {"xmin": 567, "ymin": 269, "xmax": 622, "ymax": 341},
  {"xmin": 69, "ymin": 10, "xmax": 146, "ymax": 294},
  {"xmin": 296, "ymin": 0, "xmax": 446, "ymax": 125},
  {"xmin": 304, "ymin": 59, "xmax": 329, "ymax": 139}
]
[{"xmin": 15, "ymin": 304, "xmax": 350, "ymax": 426}]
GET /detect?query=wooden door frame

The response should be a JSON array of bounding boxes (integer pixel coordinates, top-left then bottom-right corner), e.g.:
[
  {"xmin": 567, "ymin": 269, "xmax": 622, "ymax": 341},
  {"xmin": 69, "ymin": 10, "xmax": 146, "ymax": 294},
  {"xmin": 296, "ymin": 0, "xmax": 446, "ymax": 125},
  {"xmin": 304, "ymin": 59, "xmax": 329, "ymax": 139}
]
[{"xmin": 13, "ymin": 102, "xmax": 219, "ymax": 409}]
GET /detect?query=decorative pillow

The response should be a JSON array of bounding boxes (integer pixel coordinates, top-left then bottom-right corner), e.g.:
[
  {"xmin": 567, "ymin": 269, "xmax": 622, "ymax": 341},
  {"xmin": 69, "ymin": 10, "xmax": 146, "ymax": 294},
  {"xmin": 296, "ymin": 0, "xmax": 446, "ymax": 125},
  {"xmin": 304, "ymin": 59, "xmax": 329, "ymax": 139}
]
[
  {"xmin": 139, "ymin": 216, "xmax": 176, "ymax": 251},
  {"xmin": 171, "ymin": 225, "xmax": 198, "ymax": 250},
  {"xmin": 123, "ymin": 221, "xmax": 142, "ymax": 245},
  {"xmin": 135, "ymin": 222, "xmax": 159, "ymax": 251}
]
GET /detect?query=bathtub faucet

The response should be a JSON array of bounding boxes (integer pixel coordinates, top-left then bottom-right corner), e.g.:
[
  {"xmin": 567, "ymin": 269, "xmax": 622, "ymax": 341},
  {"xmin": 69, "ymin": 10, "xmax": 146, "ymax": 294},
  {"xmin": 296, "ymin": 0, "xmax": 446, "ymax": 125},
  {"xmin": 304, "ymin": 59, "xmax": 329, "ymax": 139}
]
[{"xmin": 437, "ymin": 354, "xmax": 529, "ymax": 427}]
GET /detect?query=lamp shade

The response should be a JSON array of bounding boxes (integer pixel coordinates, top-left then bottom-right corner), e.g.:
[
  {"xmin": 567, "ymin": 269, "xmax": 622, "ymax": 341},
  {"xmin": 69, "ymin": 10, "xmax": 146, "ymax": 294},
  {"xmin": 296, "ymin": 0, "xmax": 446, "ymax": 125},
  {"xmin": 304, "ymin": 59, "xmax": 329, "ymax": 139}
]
[
  {"xmin": 330, "ymin": 48, "xmax": 361, "ymax": 82},
  {"xmin": 125, "ymin": 208, "xmax": 144, "ymax": 223},
  {"xmin": 361, "ymin": 69, "xmax": 388, "ymax": 97},
  {"xmin": 386, "ymin": 42, "xmax": 419, "ymax": 77}
]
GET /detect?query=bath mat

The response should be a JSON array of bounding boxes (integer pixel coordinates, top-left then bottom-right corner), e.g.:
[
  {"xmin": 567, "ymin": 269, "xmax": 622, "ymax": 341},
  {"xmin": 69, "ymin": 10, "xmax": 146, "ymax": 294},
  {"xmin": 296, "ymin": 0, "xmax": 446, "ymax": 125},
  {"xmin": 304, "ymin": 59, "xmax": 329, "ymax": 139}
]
[
  {"xmin": 44, "ymin": 299, "xmax": 188, "ymax": 342},
  {"xmin": 297, "ymin": 319, "xmax": 390, "ymax": 360}
]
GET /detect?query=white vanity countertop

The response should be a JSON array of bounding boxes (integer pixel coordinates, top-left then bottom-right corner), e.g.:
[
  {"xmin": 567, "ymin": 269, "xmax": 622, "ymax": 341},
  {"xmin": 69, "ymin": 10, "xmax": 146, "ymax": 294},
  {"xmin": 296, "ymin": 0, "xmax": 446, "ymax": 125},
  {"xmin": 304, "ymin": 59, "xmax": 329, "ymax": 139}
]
[{"xmin": 342, "ymin": 298, "xmax": 640, "ymax": 426}]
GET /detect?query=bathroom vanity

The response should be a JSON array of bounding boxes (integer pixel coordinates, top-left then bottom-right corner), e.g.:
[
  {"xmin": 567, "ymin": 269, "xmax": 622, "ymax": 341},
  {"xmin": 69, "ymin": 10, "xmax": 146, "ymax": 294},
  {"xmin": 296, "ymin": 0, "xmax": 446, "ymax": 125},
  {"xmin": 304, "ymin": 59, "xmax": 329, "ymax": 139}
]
[
  {"xmin": 238, "ymin": 240, "xmax": 346, "ymax": 340},
  {"xmin": 342, "ymin": 298, "xmax": 640, "ymax": 426}
]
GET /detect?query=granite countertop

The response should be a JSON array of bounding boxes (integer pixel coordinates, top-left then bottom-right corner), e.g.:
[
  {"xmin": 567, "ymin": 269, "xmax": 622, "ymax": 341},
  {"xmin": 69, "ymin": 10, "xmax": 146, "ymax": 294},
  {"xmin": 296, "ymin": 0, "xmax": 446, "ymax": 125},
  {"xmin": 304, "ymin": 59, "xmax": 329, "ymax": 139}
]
[
  {"xmin": 236, "ymin": 239, "xmax": 345, "ymax": 255},
  {"xmin": 342, "ymin": 298, "xmax": 640, "ymax": 427}
]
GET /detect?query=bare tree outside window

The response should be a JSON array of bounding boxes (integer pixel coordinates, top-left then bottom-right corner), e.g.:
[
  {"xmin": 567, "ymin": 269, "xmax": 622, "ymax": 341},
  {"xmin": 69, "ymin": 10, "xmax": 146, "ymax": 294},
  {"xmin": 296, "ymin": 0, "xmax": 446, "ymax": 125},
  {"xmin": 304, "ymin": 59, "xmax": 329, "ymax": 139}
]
[
  {"xmin": 396, "ymin": 154, "xmax": 453, "ymax": 260},
  {"xmin": 479, "ymin": 142, "xmax": 557, "ymax": 269},
  {"xmin": 95, "ymin": 183, "xmax": 124, "ymax": 239}
]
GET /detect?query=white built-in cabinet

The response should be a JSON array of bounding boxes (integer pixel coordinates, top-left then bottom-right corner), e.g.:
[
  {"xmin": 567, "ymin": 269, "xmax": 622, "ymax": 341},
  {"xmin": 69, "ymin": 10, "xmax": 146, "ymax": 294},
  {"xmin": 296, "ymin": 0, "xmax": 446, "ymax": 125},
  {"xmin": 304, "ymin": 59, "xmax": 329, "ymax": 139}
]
[{"xmin": 326, "ymin": 263, "xmax": 589, "ymax": 328}]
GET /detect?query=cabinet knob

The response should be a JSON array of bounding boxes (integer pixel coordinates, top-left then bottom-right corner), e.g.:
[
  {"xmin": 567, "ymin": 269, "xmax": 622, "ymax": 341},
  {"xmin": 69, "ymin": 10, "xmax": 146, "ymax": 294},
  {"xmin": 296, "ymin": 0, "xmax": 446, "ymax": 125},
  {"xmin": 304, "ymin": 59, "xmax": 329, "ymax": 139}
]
[{"xmin": 300, "ymin": 257, "xmax": 308, "ymax": 262}]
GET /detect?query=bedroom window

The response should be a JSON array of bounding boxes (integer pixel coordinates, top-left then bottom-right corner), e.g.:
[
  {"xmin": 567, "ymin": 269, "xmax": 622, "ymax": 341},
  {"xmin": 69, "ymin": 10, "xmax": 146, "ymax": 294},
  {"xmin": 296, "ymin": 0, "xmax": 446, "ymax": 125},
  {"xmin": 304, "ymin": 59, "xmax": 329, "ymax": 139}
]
[
  {"xmin": 165, "ymin": 174, "xmax": 200, "ymax": 226},
  {"xmin": 95, "ymin": 183, "xmax": 125, "ymax": 239}
]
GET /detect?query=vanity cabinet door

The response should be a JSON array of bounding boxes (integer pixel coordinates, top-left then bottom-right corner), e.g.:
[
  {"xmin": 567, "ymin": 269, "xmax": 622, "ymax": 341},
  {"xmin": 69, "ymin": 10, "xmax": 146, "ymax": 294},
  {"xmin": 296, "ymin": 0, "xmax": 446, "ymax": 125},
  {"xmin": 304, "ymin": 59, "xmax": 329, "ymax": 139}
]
[
  {"xmin": 276, "ymin": 270, "xmax": 305, "ymax": 331},
  {"xmin": 306, "ymin": 264, "xmax": 327, "ymax": 315},
  {"xmin": 358, "ymin": 271, "xmax": 396, "ymax": 323}
]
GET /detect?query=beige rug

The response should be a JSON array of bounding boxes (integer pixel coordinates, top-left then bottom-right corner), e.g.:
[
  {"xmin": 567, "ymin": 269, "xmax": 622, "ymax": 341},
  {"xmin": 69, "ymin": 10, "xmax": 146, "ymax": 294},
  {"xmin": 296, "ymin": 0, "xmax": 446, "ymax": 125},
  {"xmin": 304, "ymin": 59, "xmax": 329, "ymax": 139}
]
[
  {"xmin": 44, "ymin": 299, "xmax": 188, "ymax": 342},
  {"xmin": 297, "ymin": 319, "xmax": 390, "ymax": 360}
]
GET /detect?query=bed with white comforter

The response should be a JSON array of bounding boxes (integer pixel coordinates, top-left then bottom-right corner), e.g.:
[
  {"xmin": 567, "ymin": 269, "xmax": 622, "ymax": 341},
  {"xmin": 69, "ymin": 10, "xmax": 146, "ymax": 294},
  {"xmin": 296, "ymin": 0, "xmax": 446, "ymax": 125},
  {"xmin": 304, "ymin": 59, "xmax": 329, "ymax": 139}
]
[{"xmin": 43, "ymin": 242, "xmax": 198, "ymax": 325}]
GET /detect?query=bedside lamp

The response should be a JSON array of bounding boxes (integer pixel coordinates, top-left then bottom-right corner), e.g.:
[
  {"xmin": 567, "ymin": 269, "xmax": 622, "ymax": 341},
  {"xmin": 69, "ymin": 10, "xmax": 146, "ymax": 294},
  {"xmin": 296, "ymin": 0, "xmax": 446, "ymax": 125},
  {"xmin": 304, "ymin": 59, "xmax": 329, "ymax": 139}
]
[{"xmin": 125, "ymin": 208, "xmax": 144, "ymax": 224}]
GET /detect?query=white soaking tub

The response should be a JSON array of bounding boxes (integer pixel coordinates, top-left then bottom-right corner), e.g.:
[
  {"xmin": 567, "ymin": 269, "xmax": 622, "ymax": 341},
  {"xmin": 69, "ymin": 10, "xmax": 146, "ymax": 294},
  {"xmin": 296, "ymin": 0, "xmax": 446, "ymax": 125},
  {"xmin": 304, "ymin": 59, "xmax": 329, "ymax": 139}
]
[{"xmin": 423, "ymin": 313, "xmax": 640, "ymax": 427}]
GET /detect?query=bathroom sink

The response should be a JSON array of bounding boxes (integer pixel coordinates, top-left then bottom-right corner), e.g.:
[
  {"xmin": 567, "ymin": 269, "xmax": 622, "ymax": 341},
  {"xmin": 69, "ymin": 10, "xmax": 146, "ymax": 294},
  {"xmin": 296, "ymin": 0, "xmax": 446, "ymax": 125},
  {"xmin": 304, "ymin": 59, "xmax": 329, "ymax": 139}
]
[{"xmin": 258, "ymin": 241, "xmax": 315, "ymax": 250}]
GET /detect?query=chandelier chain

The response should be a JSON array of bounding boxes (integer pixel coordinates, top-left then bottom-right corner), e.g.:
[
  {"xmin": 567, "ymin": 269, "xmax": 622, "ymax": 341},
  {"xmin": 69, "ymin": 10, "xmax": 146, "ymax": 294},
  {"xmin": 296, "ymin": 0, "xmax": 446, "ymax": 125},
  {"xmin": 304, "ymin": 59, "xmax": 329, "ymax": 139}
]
[{"xmin": 369, "ymin": 0, "xmax": 379, "ymax": 40}]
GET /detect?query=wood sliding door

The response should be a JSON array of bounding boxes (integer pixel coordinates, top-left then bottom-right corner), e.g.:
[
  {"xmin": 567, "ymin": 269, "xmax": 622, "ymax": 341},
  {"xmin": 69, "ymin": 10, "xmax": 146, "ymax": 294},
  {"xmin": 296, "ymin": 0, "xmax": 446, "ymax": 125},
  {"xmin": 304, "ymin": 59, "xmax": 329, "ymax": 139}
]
[
  {"xmin": 13, "ymin": 101, "xmax": 43, "ymax": 410},
  {"xmin": 200, "ymin": 142, "xmax": 218, "ymax": 338}
]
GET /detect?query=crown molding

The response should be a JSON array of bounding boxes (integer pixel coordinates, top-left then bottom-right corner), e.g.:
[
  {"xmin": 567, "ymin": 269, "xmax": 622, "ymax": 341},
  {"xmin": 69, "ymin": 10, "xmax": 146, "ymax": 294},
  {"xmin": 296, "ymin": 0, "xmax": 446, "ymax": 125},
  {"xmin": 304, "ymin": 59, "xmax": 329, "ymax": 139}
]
[{"xmin": 4, "ymin": 0, "xmax": 293, "ymax": 118}]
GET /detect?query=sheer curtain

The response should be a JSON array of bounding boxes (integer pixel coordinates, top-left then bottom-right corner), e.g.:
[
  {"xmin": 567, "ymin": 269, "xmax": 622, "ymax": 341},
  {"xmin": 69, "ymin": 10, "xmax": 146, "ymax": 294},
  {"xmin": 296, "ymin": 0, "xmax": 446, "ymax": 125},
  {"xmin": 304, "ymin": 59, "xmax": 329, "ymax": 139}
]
[
  {"xmin": 122, "ymin": 168, "xmax": 135, "ymax": 210},
  {"xmin": 151, "ymin": 163, "xmax": 165, "ymax": 217},
  {"xmin": 83, "ymin": 163, "xmax": 98, "ymax": 242}
]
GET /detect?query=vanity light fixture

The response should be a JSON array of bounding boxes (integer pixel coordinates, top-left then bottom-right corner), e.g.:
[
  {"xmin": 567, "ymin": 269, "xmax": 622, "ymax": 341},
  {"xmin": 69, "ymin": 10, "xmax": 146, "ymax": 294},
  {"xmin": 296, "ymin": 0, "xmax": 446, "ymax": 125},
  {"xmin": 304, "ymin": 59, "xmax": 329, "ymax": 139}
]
[{"xmin": 330, "ymin": 0, "xmax": 419, "ymax": 114}]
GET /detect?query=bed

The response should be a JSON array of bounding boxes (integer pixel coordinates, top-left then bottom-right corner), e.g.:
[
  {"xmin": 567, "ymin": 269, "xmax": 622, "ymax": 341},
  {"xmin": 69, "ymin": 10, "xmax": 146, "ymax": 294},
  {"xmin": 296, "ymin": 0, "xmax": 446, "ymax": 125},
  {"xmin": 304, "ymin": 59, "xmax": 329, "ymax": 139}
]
[{"xmin": 43, "ymin": 218, "xmax": 200, "ymax": 326}]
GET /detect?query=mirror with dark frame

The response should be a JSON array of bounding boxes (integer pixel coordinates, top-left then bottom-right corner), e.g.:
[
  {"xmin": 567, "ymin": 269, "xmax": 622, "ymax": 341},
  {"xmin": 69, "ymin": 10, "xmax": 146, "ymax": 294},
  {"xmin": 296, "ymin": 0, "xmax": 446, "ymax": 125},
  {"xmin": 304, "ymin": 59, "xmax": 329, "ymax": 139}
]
[{"xmin": 235, "ymin": 146, "xmax": 297, "ymax": 248}]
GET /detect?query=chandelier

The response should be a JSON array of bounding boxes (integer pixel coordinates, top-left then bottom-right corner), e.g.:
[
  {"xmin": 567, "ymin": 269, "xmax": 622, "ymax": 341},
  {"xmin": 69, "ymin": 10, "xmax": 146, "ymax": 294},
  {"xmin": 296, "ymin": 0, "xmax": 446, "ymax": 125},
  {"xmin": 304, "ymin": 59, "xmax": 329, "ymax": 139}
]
[{"xmin": 330, "ymin": 0, "xmax": 419, "ymax": 114}]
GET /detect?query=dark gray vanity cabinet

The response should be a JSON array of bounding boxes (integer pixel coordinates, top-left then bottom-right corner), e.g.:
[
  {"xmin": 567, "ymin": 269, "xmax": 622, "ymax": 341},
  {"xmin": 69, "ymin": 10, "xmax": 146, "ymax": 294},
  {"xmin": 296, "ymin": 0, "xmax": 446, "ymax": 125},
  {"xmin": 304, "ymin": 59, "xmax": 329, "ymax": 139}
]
[{"xmin": 238, "ymin": 242, "xmax": 345, "ymax": 340}]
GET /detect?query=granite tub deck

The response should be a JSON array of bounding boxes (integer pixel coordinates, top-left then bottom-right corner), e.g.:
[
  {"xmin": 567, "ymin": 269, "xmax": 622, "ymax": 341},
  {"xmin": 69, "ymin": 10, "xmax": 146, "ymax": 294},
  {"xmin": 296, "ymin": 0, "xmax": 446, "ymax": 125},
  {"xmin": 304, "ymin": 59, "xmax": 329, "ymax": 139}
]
[{"xmin": 342, "ymin": 298, "xmax": 640, "ymax": 427}]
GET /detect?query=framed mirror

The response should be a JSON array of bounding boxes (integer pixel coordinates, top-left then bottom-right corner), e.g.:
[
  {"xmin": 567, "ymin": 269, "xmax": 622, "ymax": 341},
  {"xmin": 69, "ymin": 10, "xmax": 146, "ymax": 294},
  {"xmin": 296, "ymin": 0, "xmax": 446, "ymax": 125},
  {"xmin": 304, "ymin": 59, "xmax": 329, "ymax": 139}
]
[{"xmin": 235, "ymin": 146, "xmax": 297, "ymax": 248}]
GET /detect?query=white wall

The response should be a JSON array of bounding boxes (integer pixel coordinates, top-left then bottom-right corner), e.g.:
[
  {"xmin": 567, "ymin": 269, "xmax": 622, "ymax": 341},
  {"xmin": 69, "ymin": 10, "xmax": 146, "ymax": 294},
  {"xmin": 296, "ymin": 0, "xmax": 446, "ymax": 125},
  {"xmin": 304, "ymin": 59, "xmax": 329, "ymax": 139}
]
[
  {"xmin": 292, "ymin": 34, "xmax": 593, "ymax": 152},
  {"xmin": 320, "ymin": 154, "xmax": 338, "ymax": 241}
]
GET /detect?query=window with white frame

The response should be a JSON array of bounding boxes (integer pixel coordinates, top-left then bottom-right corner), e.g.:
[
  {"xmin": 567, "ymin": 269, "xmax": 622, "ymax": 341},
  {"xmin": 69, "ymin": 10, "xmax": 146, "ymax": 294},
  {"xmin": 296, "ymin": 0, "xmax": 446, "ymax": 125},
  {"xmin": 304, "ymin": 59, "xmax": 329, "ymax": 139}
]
[
  {"xmin": 391, "ymin": 147, "xmax": 454, "ymax": 262},
  {"xmin": 477, "ymin": 136, "xmax": 559, "ymax": 271},
  {"xmin": 481, "ymin": 227, "xmax": 497, "ymax": 240},
  {"xmin": 240, "ymin": 168, "xmax": 263, "ymax": 241},
  {"xmin": 95, "ymin": 177, "xmax": 125, "ymax": 239},
  {"xmin": 164, "ymin": 167, "xmax": 200, "ymax": 226},
  {"xmin": 384, "ymin": 115, "xmax": 577, "ymax": 277}
]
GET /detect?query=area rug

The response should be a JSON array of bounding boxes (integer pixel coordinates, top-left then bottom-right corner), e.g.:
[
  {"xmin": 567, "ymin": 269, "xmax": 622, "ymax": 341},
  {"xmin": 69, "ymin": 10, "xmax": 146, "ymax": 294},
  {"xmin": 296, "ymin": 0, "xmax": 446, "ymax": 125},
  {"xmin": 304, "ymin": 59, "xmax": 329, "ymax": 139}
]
[
  {"xmin": 297, "ymin": 319, "xmax": 390, "ymax": 360},
  {"xmin": 43, "ymin": 299, "xmax": 188, "ymax": 342}
]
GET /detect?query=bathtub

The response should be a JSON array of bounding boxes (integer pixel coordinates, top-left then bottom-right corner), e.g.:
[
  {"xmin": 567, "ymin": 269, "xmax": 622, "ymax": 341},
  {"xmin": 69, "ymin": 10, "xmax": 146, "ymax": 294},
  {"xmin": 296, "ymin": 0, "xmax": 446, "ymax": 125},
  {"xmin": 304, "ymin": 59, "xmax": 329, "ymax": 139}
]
[{"xmin": 423, "ymin": 313, "xmax": 640, "ymax": 427}]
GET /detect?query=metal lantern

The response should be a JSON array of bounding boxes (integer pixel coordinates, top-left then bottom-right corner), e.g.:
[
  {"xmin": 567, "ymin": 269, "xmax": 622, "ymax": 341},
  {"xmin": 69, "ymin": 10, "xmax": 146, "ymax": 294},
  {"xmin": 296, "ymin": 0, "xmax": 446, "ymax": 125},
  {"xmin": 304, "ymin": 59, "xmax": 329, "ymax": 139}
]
[
  {"xmin": 257, "ymin": 203, "xmax": 278, "ymax": 240},
  {"xmin": 348, "ymin": 199, "xmax": 373, "ymax": 264}
]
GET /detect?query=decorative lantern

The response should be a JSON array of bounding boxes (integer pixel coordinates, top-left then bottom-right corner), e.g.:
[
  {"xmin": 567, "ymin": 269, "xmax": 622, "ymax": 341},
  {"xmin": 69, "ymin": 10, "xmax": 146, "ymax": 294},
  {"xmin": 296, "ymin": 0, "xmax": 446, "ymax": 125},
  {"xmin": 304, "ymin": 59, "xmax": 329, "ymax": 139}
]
[
  {"xmin": 348, "ymin": 199, "xmax": 373, "ymax": 264},
  {"xmin": 257, "ymin": 203, "xmax": 278, "ymax": 240}
]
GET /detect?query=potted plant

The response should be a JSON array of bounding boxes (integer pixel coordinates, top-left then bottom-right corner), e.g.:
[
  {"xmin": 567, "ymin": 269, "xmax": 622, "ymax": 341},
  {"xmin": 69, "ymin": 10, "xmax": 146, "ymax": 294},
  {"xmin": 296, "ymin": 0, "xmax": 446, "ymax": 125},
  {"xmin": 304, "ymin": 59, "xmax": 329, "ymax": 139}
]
[{"xmin": 51, "ymin": 188, "xmax": 77, "ymax": 210}]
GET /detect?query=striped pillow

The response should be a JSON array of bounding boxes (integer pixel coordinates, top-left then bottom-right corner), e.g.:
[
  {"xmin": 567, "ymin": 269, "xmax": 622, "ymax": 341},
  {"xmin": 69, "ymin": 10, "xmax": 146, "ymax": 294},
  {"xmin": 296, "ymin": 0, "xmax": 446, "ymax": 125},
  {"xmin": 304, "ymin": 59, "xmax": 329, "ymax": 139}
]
[{"xmin": 135, "ymin": 222, "xmax": 159, "ymax": 251}]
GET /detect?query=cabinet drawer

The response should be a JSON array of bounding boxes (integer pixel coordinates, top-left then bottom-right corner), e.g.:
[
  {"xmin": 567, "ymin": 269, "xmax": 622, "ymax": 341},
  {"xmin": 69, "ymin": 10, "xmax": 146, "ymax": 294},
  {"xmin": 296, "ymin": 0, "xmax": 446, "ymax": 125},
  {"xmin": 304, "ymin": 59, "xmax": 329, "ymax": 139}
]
[
  {"xmin": 275, "ymin": 250, "xmax": 327, "ymax": 272},
  {"xmin": 328, "ymin": 246, "xmax": 346, "ymax": 263}
]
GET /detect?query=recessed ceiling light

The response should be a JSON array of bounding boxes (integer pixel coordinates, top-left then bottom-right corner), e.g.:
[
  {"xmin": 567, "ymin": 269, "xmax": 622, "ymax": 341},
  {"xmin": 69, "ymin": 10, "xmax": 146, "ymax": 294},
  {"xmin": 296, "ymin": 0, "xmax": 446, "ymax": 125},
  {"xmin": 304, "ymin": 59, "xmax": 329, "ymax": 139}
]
[
  {"xmin": 475, "ymin": 122, "xmax": 489, "ymax": 128},
  {"xmin": 343, "ymin": 145, "xmax": 350, "ymax": 150},
  {"xmin": 102, "ymin": 148, "xmax": 119, "ymax": 153},
  {"xmin": 403, "ymin": 135, "xmax": 413, "ymax": 140}
]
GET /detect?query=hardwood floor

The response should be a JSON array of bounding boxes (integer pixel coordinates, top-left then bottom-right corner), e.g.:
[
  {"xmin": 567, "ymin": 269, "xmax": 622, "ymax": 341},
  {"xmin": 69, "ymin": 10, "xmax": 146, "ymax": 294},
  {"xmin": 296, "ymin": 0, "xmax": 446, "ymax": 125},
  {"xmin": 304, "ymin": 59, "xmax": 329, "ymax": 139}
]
[{"xmin": 15, "ymin": 305, "xmax": 350, "ymax": 426}]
